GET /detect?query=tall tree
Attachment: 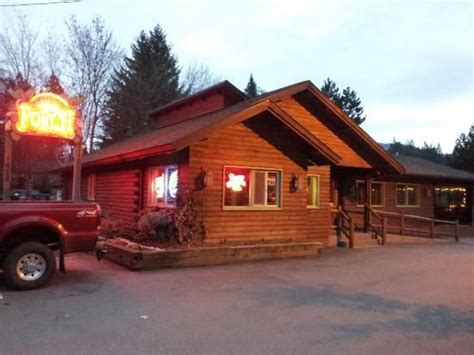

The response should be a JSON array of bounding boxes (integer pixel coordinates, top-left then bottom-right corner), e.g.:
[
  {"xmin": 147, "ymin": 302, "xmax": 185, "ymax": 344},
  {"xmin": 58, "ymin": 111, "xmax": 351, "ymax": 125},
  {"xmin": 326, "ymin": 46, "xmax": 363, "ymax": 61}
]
[
  {"xmin": 451, "ymin": 125, "xmax": 474, "ymax": 173},
  {"xmin": 65, "ymin": 15, "xmax": 122, "ymax": 152},
  {"xmin": 0, "ymin": 14, "xmax": 41, "ymax": 87},
  {"xmin": 43, "ymin": 73, "xmax": 65, "ymax": 96},
  {"xmin": 102, "ymin": 24, "xmax": 181, "ymax": 146},
  {"xmin": 180, "ymin": 62, "xmax": 220, "ymax": 95},
  {"xmin": 320, "ymin": 77, "xmax": 366, "ymax": 125},
  {"xmin": 244, "ymin": 74, "xmax": 258, "ymax": 98},
  {"xmin": 388, "ymin": 139, "xmax": 448, "ymax": 165}
]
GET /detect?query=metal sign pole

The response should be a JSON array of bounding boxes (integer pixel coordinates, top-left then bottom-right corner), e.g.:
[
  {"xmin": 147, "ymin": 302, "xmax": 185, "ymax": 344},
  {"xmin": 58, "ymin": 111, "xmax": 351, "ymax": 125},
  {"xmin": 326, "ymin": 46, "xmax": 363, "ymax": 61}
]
[
  {"xmin": 2, "ymin": 130, "xmax": 12, "ymax": 200},
  {"xmin": 71, "ymin": 135, "xmax": 83, "ymax": 202}
]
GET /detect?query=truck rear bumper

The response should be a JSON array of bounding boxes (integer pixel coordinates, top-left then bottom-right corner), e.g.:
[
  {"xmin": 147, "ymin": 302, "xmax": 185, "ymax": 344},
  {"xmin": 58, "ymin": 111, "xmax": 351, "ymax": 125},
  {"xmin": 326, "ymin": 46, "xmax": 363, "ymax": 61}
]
[{"xmin": 95, "ymin": 236, "xmax": 107, "ymax": 261}]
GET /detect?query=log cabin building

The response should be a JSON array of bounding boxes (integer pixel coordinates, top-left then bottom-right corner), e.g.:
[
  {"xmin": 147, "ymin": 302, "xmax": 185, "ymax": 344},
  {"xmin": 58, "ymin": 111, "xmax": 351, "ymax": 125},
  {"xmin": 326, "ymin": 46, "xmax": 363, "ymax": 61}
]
[{"xmin": 60, "ymin": 80, "xmax": 474, "ymax": 246}]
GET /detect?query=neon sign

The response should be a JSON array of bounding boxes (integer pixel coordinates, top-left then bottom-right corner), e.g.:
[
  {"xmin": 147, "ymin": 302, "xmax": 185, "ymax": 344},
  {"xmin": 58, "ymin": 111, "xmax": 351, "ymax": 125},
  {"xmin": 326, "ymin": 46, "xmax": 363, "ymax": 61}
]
[
  {"xmin": 168, "ymin": 169, "xmax": 178, "ymax": 199},
  {"xmin": 226, "ymin": 173, "xmax": 247, "ymax": 192},
  {"xmin": 15, "ymin": 93, "xmax": 76, "ymax": 140},
  {"xmin": 154, "ymin": 175, "xmax": 165, "ymax": 199}
]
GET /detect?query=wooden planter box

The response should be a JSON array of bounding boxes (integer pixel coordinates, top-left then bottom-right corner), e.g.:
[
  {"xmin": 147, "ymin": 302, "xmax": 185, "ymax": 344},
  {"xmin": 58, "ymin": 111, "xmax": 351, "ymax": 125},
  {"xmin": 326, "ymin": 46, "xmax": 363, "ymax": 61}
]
[{"xmin": 104, "ymin": 239, "xmax": 323, "ymax": 271}]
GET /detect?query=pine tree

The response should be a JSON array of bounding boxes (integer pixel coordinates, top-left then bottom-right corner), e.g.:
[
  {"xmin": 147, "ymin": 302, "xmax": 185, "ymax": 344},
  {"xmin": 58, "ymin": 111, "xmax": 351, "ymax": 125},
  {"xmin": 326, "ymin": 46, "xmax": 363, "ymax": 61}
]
[
  {"xmin": 321, "ymin": 78, "xmax": 342, "ymax": 107},
  {"xmin": 43, "ymin": 73, "xmax": 65, "ymax": 95},
  {"xmin": 320, "ymin": 77, "xmax": 366, "ymax": 125},
  {"xmin": 340, "ymin": 87, "xmax": 366, "ymax": 125},
  {"xmin": 244, "ymin": 74, "xmax": 258, "ymax": 98},
  {"xmin": 101, "ymin": 25, "xmax": 181, "ymax": 146},
  {"xmin": 451, "ymin": 125, "xmax": 474, "ymax": 173}
]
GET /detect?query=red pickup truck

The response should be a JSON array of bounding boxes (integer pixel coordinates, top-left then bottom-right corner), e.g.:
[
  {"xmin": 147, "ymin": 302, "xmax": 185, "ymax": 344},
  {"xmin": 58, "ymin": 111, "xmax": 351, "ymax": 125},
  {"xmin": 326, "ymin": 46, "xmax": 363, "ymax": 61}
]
[{"xmin": 0, "ymin": 201, "xmax": 101, "ymax": 290}]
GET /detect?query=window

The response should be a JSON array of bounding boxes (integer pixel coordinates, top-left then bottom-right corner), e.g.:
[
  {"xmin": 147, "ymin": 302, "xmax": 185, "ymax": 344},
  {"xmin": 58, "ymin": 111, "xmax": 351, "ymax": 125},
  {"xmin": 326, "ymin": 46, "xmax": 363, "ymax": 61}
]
[
  {"xmin": 307, "ymin": 175, "xmax": 320, "ymax": 208},
  {"xmin": 223, "ymin": 167, "xmax": 281, "ymax": 209},
  {"xmin": 356, "ymin": 181, "xmax": 384, "ymax": 206},
  {"xmin": 396, "ymin": 184, "xmax": 419, "ymax": 207},
  {"xmin": 148, "ymin": 166, "xmax": 178, "ymax": 206},
  {"xmin": 87, "ymin": 174, "xmax": 96, "ymax": 201},
  {"xmin": 435, "ymin": 186, "xmax": 467, "ymax": 209}
]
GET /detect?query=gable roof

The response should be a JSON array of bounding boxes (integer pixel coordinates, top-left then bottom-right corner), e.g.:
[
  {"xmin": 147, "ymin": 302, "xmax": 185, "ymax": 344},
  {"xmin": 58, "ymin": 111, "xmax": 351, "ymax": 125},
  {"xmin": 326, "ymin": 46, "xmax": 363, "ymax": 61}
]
[
  {"xmin": 58, "ymin": 80, "xmax": 405, "ymax": 173},
  {"xmin": 59, "ymin": 96, "xmax": 341, "ymax": 169},
  {"xmin": 394, "ymin": 155, "xmax": 474, "ymax": 182}
]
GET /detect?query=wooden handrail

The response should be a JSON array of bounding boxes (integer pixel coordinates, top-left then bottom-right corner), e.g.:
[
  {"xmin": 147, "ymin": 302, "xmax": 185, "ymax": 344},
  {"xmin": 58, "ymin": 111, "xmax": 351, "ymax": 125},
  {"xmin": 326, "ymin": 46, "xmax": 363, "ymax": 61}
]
[{"xmin": 335, "ymin": 208, "xmax": 354, "ymax": 248}]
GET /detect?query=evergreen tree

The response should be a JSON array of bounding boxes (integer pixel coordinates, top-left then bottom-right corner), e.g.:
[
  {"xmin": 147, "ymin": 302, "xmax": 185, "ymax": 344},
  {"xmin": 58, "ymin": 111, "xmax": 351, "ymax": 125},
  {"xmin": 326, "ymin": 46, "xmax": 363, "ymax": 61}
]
[
  {"xmin": 388, "ymin": 139, "xmax": 448, "ymax": 165},
  {"xmin": 320, "ymin": 78, "xmax": 342, "ymax": 107},
  {"xmin": 102, "ymin": 25, "xmax": 181, "ymax": 146},
  {"xmin": 320, "ymin": 77, "xmax": 366, "ymax": 125},
  {"xmin": 451, "ymin": 125, "xmax": 474, "ymax": 173},
  {"xmin": 244, "ymin": 74, "xmax": 258, "ymax": 98},
  {"xmin": 43, "ymin": 73, "xmax": 65, "ymax": 95}
]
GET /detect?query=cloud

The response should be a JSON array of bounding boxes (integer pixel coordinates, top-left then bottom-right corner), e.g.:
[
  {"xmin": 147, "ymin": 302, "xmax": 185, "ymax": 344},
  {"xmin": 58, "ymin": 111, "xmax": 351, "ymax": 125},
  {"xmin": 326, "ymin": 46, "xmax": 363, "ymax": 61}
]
[{"xmin": 364, "ymin": 94, "xmax": 474, "ymax": 153}]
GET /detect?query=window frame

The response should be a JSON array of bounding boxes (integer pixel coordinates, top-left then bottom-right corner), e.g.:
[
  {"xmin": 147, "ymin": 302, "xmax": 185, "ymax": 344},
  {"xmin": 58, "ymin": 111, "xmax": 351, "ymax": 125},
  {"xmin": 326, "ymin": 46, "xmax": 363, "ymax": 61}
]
[
  {"xmin": 395, "ymin": 183, "xmax": 420, "ymax": 208},
  {"xmin": 307, "ymin": 174, "xmax": 320, "ymax": 209},
  {"xmin": 356, "ymin": 180, "xmax": 385, "ymax": 207},
  {"xmin": 222, "ymin": 165, "xmax": 283, "ymax": 211},
  {"xmin": 87, "ymin": 174, "xmax": 96, "ymax": 201},
  {"xmin": 148, "ymin": 165, "xmax": 178, "ymax": 208}
]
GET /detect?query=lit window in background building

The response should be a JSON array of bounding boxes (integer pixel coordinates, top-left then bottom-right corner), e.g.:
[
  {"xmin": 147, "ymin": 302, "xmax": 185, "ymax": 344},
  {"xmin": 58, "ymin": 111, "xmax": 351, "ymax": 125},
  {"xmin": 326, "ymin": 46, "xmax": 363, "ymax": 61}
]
[
  {"xmin": 396, "ymin": 184, "xmax": 419, "ymax": 207},
  {"xmin": 435, "ymin": 186, "xmax": 467, "ymax": 210}
]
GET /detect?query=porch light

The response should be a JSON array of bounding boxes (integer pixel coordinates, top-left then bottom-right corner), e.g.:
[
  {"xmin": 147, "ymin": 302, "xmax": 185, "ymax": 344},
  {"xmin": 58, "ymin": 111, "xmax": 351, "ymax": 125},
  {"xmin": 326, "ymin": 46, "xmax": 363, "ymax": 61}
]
[{"xmin": 290, "ymin": 173, "xmax": 299, "ymax": 192}]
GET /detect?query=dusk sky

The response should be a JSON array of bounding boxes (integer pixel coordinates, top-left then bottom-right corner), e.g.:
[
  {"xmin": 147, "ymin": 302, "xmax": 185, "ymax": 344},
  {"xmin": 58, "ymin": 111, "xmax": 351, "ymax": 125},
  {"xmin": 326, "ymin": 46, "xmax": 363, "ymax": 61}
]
[{"xmin": 2, "ymin": 0, "xmax": 473, "ymax": 152}]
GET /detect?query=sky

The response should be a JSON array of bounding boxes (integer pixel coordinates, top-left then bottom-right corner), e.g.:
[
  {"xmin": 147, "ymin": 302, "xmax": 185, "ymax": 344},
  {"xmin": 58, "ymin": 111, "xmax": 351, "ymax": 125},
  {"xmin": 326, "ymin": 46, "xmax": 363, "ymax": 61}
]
[{"xmin": 1, "ymin": 0, "xmax": 473, "ymax": 153}]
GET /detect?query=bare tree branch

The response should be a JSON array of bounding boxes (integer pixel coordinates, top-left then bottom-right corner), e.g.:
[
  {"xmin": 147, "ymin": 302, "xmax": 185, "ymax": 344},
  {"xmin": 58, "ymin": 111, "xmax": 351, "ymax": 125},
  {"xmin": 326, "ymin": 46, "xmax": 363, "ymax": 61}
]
[
  {"xmin": 65, "ymin": 15, "xmax": 122, "ymax": 152},
  {"xmin": 180, "ymin": 62, "xmax": 220, "ymax": 95},
  {"xmin": 0, "ymin": 13, "xmax": 42, "ymax": 86}
]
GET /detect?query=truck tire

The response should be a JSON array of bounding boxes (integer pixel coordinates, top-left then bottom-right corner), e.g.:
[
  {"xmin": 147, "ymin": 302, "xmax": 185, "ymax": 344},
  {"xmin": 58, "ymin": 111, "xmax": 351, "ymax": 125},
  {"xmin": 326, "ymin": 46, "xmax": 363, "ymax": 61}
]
[{"xmin": 3, "ymin": 242, "xmax": 56, "ymax": 290}]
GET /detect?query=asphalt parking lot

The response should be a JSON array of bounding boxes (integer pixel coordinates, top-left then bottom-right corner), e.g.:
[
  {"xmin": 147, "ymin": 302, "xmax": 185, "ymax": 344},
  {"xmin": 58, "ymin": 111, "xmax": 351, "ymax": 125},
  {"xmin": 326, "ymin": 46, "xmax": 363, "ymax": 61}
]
[{"xmin": 1, "ymin": 240, "xmax": 473, "ymax": 355}]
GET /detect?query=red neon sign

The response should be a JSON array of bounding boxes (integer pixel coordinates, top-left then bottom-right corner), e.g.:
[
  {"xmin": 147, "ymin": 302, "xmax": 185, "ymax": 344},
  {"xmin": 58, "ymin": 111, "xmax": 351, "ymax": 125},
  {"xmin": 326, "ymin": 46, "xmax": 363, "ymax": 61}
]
[
  {"xmin": 15, "ymin": 93, "xmax": 76, "ymax": 140},
  {"xmin": 226, "ymin": 173, "xmax": 247, "ymax": 192}
]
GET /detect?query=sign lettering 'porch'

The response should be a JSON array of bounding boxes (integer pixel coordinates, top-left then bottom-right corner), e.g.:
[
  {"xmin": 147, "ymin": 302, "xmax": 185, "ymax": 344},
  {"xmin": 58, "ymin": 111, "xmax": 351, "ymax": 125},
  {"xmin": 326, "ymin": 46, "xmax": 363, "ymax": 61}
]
[{"xmin": 15, "ymin": 93, "xmax": 76, "ymax": 140}]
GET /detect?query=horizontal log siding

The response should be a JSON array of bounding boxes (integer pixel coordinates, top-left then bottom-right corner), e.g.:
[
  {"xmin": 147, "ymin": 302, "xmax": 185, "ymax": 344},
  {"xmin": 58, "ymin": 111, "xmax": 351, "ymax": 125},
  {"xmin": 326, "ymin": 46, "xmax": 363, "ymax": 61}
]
[
  {"xmin": 90, "ymin": 170, "xmax": 140, "ymax": 229},
  {"xmin": 345, "ymin": 180, "xmax": 434, "ymax": 230},
  {"xmin": 306, "ymin": 166, "xmax": 331, "ymax": 245},
  {"xmin": 189, "ymin": 123, "xmax": 330, "ymax": 245},
  {"xmin": 277, "ymin": 98, "xmax": 371, "ymax": 169}
]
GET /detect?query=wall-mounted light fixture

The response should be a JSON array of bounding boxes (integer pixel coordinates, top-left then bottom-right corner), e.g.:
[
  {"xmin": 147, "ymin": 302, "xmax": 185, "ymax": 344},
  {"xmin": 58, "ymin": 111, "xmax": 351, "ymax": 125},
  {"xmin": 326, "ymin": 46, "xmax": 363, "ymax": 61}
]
[
  {"xmin": 290, "ymin": 173, "xmax": 299, "ymax": 193},
  {"xmin": 194, "ymin": 167, "xmax": 208, "ymax": 191}
]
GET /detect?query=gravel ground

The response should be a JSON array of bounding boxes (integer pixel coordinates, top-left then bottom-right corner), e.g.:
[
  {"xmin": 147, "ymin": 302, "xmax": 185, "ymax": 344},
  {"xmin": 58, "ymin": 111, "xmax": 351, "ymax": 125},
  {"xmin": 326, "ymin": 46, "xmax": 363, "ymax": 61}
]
[{"xmin": 1, "ymin": 239, "xmax": 473, "ymax": 355}]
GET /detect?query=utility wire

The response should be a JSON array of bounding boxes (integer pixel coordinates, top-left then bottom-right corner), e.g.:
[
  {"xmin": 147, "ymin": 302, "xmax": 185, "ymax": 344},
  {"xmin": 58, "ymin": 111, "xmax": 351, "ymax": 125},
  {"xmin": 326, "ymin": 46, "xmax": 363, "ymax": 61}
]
[{"xmin": 0, "ymin": 0, "xmax": 82, "ymax": 7}]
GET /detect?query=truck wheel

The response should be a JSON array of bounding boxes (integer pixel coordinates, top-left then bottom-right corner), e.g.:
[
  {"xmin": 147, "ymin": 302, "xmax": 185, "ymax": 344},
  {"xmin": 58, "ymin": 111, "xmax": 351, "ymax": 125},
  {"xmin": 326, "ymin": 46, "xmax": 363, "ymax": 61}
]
[{"xmin": 3, "ymin": 242, "xmax": 56, "ymax": 290}]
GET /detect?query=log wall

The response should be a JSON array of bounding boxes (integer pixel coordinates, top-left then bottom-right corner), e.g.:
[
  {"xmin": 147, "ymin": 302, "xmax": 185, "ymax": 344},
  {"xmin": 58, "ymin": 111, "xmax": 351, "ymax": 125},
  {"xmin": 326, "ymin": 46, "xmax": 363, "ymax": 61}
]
[{"xmin": 189, "ymin": 122, "xmax": 331, "ymax": 245}]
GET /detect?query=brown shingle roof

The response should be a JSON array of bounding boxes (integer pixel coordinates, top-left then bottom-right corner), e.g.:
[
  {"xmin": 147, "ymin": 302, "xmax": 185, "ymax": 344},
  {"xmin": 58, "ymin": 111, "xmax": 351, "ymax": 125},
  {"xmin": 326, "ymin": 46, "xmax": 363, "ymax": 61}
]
[
  {"xmin": 394, "ymin": 155, "xmax": 474, "ymax": 182},
  {"xmin": 58, "ymin": 80, "xmax": 405, "ymax": 174}
]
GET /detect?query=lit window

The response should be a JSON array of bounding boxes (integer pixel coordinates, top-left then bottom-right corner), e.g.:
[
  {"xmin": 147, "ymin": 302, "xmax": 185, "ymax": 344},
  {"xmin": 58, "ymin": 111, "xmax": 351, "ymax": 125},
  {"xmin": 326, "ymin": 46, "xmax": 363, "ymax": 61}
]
[
  {"xmin": 87, "ymin": 174, "xmax": 96, "ymax": 201},
  {"xmin": 307, "ymin": 175, "xmax": 320, "ymax": 207},
  {"xmin": 435, "ymin": 186, "xmax": 467, "ymax": 209},
  {"xmin": 224, "ymin": 167, "xmax": 281, "ymax": 209},
  {"xmin": 149, "ymin": 166, "xmax": 178, "ymax": 206},
  {"xmin": 356, "ymin": 181, "xmax": 384, "ymax": 206},
  {"xmin": 396, "ymin": 184, "xmax": 419, "ymax": 207}
]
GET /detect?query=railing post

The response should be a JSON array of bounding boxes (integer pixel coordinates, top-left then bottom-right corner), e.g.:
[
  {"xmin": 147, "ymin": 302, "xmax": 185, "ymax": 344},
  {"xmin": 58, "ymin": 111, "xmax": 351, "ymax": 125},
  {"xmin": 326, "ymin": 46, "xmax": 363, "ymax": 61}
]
[
  {"xmin": 364, "ymin": 204, "xmax": 369, "ymax": 233},
  {"xmin": 382, "ymin": 216, "xmax": 387, "ymax": 245},
  {"xmin": 400, "ymin": 211, "xmax": 405, "ymax": 236},
  {"xmin": 454, "ymin": 219, "xmax": 459, "ymax": 242},
  {"xmin": 349, "ymin": 218, "xmax": 355, "ymax": 249}
]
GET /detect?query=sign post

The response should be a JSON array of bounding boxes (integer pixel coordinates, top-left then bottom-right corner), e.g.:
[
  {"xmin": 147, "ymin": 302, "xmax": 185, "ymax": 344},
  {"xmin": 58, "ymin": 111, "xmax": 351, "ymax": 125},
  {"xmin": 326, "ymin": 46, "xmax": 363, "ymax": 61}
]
[
  {"xmin": 2, "ymin": 129, "xmax": 12, "ymax": 201},
  {"xmin": 3, "ymin": 92, "xmax": 81, "ymax": 201}
]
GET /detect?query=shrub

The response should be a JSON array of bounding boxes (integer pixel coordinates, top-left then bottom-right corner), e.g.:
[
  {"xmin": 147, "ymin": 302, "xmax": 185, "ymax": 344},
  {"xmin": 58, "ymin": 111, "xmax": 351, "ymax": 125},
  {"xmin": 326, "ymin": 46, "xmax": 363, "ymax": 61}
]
[
  {"xmin": 135, "ymin": 210, "xmax": 175, "ymax": 242},
  {"xmin": 101, "ymin": 217, "xmax": 131, "ymax": 239},
  {"xmin": 174, "ymin": 191, "xmax": 206, "ymax": 245}
]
